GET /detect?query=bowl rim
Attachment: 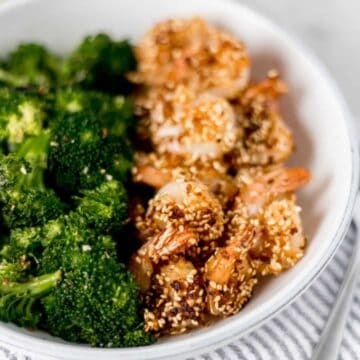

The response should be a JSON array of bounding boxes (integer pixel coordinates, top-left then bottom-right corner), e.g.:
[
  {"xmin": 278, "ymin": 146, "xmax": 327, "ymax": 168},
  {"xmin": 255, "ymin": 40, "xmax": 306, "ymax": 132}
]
[{"xmin": 0, "ymin": 0, "xmax": 358, "ymax": 358}]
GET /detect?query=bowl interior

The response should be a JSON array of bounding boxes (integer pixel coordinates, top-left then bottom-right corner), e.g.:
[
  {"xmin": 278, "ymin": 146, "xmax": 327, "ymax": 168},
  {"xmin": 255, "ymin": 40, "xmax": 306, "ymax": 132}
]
[{"xmin": 0, "ymin": 0, "xmax": 356, "ymax": 359}]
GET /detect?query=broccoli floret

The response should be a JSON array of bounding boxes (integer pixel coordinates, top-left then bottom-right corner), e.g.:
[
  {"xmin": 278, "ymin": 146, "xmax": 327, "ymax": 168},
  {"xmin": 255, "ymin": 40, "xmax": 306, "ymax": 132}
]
[
  {"xmin": 75, "ymin": 180, "xmax": 128, "ymax": 234},
  {"xmin": 0, "ymin": 133, "xmax": 64, "ymax": 228},
  {"xmin": 102, "ymin": 136, "xmax": 133, "ymax": 181},
  {"xmin": 0, "ymin": 153, "xmax": 150, "ymax": 346},
  {"xmin": 3, "ymin": 177, "xmax": 129, "ymax": 265},
  {"xmin": 2, "ymin": 216, "xmax": 68, "ymax": 271},
  {"xmin": 0, "ymin": 257, "xmax": 29, "ymax": 283},
  {"xmin": 0, "ymin": 243, "xmax": 60, "ymax": 328},
  {"xmin": 0, "ymin": 266, "xmax": 61, "ymax": 327},
  {"xmin": 48, "ymin": 111, "xmax": 133, "ymax": 194},
  {"xmin": 39, "ymin": 216, "xmax": 115, "ymax": 272},
  {"xmin": 1, "ymin": 189, "xmax": 64, "ymax": 229},
  {"xmin": 0, "ymin": 35, "xmax": 151, "ymax": 347},
  {"xmin": 0, "ymin": 36, "xmax": 136, "ymax": 94},
  {"xmin": 0, "ymin": 88, "xmax": 46, "ymax": 149},
  {"xmin": 42, "ymin": 264, "xmax": 153, "ymax": 347},
  {"xmin": 36, "ymin": 214, "xmax": 153, "ymax": 347},
  {"xmin": 0, "ymin": 131, "xmax": 51, "ymax": 190},
  {"xmin": 0, "ymin": 43, "xmax": 63, "ymax": 88},
  {"xmin": 123, "ymin": 326, "xmax": 156, "ymax": 347},
  {"xmin": 16, "ymin": 131, "xmax": 50, "ymax": 189},
  {"xmin": 3, "ymin": 226, "xmax": 43, "ymax": 266},
  {"xmin": 51, "ymin": 87, "xmax": 134, "ymax": 136},
  {"xmin": 63, "ymin": 34, "xmax": 136, "ymax": 94}
]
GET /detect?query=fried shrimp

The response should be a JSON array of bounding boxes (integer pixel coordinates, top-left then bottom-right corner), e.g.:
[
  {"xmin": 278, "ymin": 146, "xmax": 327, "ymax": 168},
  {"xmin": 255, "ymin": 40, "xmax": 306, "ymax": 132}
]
[
  {"xmin": 234, "ymin": 164, "xmax": 282, "ymax": 189},
  {"xmin": 240, "ymin": 72, "xmax": 288, "ymax": 108},
  {"xmin": 156, "ymin": 91, "xmax": 237, "ymax": 160},
  {"xmin": 129, "ymin": 226, "xmax": 198, "ymax": 292},
  {"xmin": 129, "ymin": 17, "xmax": 250, "ymax": 98},
  {"xmin": 136, "ymin": 85, "xmax": 238, "ymax": 162},
  {"xmin": 133, "ymin": 151, "xmax": 237, "ymax": 208},
  {"xmin": 229, "ymin": 167, "xmax": 311, "ymax": 275},
  {"xmin": 132, "ymin": 151, "xmax": 182, "ymax": 189},
  {"xmin": 128, "ymin": 17, "xmax": 312, "ymax": 337},
  {"xmin": 239, "ymin": 167, "xmax": 310, "ymax": 215},
  {"xmin": 136, "ymin": 180, "xmax": 225, "ymax": 242},
  {"xmin": 144, "ymin": 257, "xmax": 206, "ymax": 334},
  {"xmin": 229, "ymin": 72, "xmax": 294, "ymax": 168},
  {"xmin": 204, "ymin": 226, "xmax": 258, "ymax": 316}
]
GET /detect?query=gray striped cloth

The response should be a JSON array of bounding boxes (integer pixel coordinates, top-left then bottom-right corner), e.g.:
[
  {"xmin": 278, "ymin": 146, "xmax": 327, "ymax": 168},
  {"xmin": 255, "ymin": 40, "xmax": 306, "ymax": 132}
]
[
  {"xmin": 191, "ymin": 221, "xmax": 360, "ymax": 360},
  {"xmin": 0, "ymin": 222, "xmax": 359, "ymax": 360}
]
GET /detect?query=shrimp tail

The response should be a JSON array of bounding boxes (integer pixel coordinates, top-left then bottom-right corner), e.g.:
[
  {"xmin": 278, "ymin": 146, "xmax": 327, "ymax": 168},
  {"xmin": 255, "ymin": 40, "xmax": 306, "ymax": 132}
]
[{"xmin": 268, "ymin": 167, "xmax": 311, "ymax": 194}]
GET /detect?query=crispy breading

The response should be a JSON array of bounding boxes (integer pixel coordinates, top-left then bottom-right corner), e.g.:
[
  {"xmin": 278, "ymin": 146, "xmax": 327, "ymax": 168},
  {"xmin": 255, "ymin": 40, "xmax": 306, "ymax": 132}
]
[
  {"xmin": 128, "ymin": 17, "xmax": 310, "ymax": 337},
  {"xmin": 129, "ymin": 17, "xmax": 250, "ymax": 98}
]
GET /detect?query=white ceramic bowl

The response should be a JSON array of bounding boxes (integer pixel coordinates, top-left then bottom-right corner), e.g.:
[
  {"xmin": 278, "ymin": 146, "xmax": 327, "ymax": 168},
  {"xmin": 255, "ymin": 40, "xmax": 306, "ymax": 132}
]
[{"xmin": 0, "ymin": 0, "xmax": 358, "ymax": 359}]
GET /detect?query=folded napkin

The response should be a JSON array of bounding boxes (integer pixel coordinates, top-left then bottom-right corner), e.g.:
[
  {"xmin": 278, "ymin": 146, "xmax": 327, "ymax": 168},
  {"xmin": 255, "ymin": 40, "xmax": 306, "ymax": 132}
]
[{"xmin": 191, "ymin": 222, "xmax": 359, "ymax": 360}]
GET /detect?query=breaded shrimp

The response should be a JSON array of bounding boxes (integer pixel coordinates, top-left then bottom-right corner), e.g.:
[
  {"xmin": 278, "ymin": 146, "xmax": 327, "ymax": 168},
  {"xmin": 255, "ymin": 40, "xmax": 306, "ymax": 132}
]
[
  {"xmin": 136, "ymin": 180, "xmax": 225, "ymax": 242},
  {"xmin": 136, "ymin": 85, "xmax": 238, "ymax": 161},
  {"xmin": 144, "ymin": 257, "xmax": 206, "ymax": 334},
  {"xmin": 129, "ymin": 226, "xmax": 198, "ymax": 292},
  {"xmin": 204, "ymin": 226, "xmax": 258, "ymax": 316},
  {"xmin": 229, "ymin": 73, "xmax": 294, "ymax": 167},
  {"xmin": 130, "ymin": 17, "xmax": 250, "ymax": 98},
  {"xmin": 133, "ymin": 151, "xmax": 237, "ymax": 208},
  {"xmin": 229, "ymin": 167, "xmax": 310, "ymax": 275},
  {"xmin": 239, "ymin": 167, "xmax": 310, "ymax": 215},
  {"xmin": 128, "ymin": 18, "xmax": 312, "ymax": 336}
]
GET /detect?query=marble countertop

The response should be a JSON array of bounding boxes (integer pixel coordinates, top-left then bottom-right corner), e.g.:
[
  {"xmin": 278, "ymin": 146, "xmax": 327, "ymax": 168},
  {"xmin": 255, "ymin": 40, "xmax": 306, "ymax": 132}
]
[{"xmin": 239, "ymin": 0, "xmax": 360, "ymax": 118}]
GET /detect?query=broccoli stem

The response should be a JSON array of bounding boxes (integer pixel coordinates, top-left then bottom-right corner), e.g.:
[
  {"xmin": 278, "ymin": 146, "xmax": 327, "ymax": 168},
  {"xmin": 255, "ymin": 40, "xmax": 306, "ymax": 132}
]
[{"xmin": 0, "ymin": 270, "xmax": 61, "ymax": 297}]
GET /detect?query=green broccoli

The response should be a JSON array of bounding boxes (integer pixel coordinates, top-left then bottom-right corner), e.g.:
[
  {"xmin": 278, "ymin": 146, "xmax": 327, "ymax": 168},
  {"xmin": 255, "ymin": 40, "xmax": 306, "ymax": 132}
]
[
  {"xmin": 3, "ymin": 175, "xmax": 129, "ymax": 267},
  {"xmin": 75, "ymin": 180, "xmax": 128, "ymax": 234},
  {"xmin": 0, "ymin": 257, "xmax": 29, "ymax": 283},
  {"xmin": 0, "ymin": 43, "xmax": 63, "ymax": 88},
  {"xmin": 42, "ymin": 264, "xmax": 153, "ymax": 347},
  {"xmin": 2, "ymin": 226, "xmax": 43, "ymax": 267},
  {"xmin": 0, "ymin": 207, "xmax": 153, "ymax": 345},
  {"xmin": 50, "ymin": 87, "xmax": 134, "ymax": 136},
  {"xmin": 0, "ymin": 36, "xmax": 136, "ymax": 94},
  {"xmin": 16, "ymin": 131, "xmax": 50, "ymax": 189},
  {"xmin": 30, "ymin": 212, "xmax": 153, "ymax": 347},
  {"xmin": 0, "ymin": 88, "xmax": 46, "ymax": 149},
  {"xmin": 0, "ymin": 211, "xmax": 60, "ymax": 329},
  {"xmin": 0, "ymin": 248, "xmax": 61, "ymax": 328},
  {"xmin": 1, "ymin": 188, "xmax": 64, "ymax": 230},
  {"xmin": 105, "ymin": 135, "xmax": 133, "ymax": 174},
  {"xmin": 0, "ymin": 33, "xmax": 153, "ymax": 348},
  {"xmin": 48, "ymin": 110, "xmax": 133, "ymax": 195},
  {"xmin": 0, "ymin": 133, "xmax": 64, "ymax": 228},
  {"xmin": 62, "ymin": 34, "xmax": 136, "ymax": 94}
]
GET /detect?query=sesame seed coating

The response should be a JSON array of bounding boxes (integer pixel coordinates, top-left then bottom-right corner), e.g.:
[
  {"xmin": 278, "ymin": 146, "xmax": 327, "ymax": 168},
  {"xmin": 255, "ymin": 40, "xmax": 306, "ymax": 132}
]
[
  {"xmin": 137, "ymin": 180, "xmax": 225, "ymax": 242},
  {"xmin": 127, "ymin": 17, "xmax": 311, "ymax": 337},
  {"xmin": 204, "ymin": 226, "xmax": 258, "ymax": 316},
  {"xmin": 144, "ymin": 258, "xmax": 206, "ymax": 334},
  {"xmin": 227, "ymin": 74, "xmax": 294, "ymax": 169},
  {"xmin": 129, "ymin": 17, "xmax": 250, "ymax": 98}
]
